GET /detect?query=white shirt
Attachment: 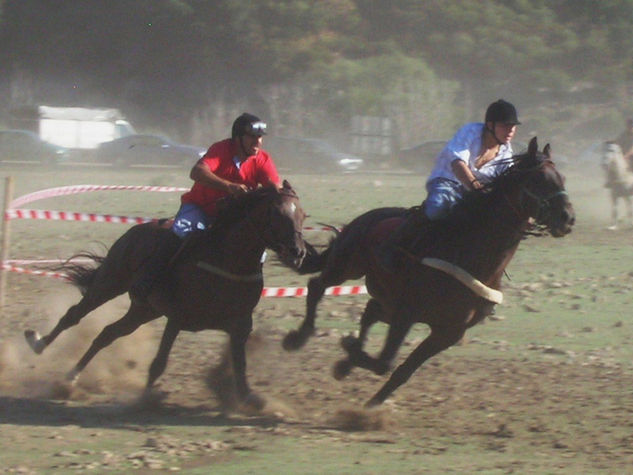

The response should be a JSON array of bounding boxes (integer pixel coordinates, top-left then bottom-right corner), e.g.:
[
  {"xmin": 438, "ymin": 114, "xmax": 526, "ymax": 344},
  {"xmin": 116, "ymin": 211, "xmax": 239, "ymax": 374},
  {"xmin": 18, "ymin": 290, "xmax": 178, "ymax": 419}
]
[{"xmin": 427, "ymin": 123, "xmax": 514, "ymax": 185}]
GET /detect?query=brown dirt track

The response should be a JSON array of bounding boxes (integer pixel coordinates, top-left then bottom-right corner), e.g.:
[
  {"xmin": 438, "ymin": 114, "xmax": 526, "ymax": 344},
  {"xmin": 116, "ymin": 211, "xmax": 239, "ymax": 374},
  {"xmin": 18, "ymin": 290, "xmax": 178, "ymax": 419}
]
[{"xmin": 1, "ymin": 167, "xmax": 633, "ymax": 474}]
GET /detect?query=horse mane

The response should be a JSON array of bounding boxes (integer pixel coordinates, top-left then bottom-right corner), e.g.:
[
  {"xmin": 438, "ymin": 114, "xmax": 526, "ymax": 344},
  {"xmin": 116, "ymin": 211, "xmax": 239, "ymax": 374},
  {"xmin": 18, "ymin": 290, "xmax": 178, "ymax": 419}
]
[{"xmin": 201, "ymin": 183, "xmax": 295, "ymax": 242}]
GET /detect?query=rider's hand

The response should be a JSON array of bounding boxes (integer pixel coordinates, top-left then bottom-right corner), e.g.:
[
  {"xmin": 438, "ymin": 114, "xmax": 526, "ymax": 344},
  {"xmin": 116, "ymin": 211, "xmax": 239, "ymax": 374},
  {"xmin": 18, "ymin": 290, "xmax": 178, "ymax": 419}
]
[{"xmin": 227, "ymin": 183, "xmax": 249, "ymax": 196}]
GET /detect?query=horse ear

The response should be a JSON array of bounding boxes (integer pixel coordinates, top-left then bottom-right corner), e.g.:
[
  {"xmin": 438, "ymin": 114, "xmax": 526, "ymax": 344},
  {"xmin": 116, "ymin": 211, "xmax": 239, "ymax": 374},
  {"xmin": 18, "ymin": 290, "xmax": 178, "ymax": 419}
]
[
  {"xmin": 528, "ymin": 137, "xmax": 538, "ymax": 155},
  {"xmin": 282, "ymin": 179, "xmax": 292, "ymax": 190},
  {"xmin": 543, "ymin": 143, "xmax": 551, "ymax": 158}
]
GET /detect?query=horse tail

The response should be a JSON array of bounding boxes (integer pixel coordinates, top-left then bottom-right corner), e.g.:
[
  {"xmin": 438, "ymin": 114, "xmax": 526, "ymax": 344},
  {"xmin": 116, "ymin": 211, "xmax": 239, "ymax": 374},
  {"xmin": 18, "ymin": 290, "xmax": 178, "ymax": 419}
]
[{"xmin": 57, "ymin": 251, "xmax": 106, "ymax": 295}]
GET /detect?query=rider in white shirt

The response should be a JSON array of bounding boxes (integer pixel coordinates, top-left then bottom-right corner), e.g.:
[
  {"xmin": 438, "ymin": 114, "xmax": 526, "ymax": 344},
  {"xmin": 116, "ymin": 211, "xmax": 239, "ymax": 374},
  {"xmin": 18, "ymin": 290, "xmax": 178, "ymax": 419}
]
[{"xmin": 380, "ymin": 99, "xmax": 521, "ymax": 270}]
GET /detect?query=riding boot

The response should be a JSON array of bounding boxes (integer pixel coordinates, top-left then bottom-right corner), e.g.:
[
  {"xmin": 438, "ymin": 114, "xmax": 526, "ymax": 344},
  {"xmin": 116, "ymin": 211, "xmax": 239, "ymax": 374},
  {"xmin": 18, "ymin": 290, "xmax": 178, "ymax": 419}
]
[
  {"xmin": 378, "ymin": 207, "xmax": 428, "ymax": 273},
  {"xmin": 129, "ymin": 232, "xmax": 182, "ymax": 303}
]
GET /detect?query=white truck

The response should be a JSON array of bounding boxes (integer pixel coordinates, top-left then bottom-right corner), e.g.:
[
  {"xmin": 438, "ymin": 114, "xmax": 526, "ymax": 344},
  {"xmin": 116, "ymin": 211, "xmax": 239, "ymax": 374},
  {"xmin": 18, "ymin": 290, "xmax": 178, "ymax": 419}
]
[{"xmin": 10, "ymin": 105, "xmax": 136, "ymax": 159}]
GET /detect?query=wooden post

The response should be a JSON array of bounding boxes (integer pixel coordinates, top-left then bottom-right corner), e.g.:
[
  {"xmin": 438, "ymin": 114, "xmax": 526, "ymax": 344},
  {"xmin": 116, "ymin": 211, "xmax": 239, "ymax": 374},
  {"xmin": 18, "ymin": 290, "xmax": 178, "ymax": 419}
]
[{"xmin": 0, "ymin": 176, "xmax": 14, "ymax": 311}]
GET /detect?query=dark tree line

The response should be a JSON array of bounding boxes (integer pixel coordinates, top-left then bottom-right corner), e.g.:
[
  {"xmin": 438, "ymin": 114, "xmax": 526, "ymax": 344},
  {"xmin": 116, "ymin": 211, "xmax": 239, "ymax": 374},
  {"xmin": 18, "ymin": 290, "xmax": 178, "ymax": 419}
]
[{"xmin": 0, "ymin": 0, "xmax": 631, "ymax": 147}]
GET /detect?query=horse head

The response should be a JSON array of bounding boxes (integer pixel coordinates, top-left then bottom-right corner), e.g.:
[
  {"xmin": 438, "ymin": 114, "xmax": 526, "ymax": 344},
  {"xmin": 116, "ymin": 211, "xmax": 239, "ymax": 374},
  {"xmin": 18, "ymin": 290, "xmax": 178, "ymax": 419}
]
[
  {"xmin": 511, "ymin": 137, "xmax": 575, "ymax": 237},
  {"xmin": 259, "ymin": 180, "xmax": 308, "ymax": 268}
]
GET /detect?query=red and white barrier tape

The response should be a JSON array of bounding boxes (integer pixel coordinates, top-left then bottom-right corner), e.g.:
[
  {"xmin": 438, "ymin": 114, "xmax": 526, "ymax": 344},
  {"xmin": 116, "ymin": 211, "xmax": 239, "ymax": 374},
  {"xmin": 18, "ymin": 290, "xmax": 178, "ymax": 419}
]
[
  {"xmin": 5, "ymin": 208, "xmax": 156, "ymax": 224},
  {"xmin": 7, "ymin": 184, "xmax": 340, "ymax": 231},
  {"xmin": 1, "ymin": 263, "xmax": 367, "ymax": 297},
  {"xmin": 10, "ymin": 184, "xmax": 189, "ymax": 208},
  {"xmin": 3, "ymin": 184, "xmax": 349, "ymax": 297}
]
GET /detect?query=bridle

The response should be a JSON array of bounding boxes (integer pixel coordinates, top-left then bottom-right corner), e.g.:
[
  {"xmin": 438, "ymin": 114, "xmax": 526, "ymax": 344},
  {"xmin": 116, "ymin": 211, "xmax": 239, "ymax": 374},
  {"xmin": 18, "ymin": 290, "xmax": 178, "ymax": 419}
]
[
  {"xmin": 242, "ymin": 188, "xmax": 303, "ymax": 253},
  {"xmin": 502, "ymin": 159, "xmax": 567, "ymax": 229},
  {"xmin": 197, "ymin": 188, "xmax": 304, "ymax": 281}
]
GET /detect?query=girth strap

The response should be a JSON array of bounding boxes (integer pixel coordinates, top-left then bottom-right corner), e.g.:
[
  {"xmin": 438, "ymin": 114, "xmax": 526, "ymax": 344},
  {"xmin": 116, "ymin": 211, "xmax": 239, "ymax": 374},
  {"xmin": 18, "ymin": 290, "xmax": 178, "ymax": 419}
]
[
  {"xmin": 421, "ymin": 257, "xmax": 503, "ymax": 304},
  {"xmin": 196, "ymin": 261, "xmax": 263, "ymax": 282}
]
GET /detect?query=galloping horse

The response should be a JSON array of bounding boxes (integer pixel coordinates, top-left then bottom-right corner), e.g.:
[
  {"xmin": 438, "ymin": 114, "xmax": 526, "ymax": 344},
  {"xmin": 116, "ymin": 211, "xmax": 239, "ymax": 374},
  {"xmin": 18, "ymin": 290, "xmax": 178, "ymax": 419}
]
[
  {"xmin": 24, "ymin": 181, "xmax": 307, "ymax": 409},
  {"xmin": 602, "ymin": 141, "xmax": 633, "ymax": 229},
  {"xmin": 284, "ymin": 138, "xmax": 575, "ymax": 407}
]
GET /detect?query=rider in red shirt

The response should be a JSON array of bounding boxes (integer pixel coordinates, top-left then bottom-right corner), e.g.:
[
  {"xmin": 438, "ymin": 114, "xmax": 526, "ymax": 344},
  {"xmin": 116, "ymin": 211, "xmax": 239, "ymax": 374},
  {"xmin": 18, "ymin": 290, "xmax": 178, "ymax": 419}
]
[{"xmin": 130, "ymin": 113, "xmax": 280, "ymax": 303}]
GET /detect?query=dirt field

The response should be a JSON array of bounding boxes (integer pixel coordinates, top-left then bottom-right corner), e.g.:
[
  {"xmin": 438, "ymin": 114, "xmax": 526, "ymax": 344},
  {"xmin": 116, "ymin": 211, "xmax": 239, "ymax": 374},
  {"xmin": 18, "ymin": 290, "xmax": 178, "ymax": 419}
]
[{"xmin": 1, "ymin": 163, "xmax": 633, "ymax": 474}]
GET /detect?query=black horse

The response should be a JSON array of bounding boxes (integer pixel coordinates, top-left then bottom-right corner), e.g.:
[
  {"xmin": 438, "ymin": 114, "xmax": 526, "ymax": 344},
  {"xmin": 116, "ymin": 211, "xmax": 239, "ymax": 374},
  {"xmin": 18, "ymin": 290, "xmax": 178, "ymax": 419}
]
[
  {"xmin": 284, "ymin": 138, "xmax": 575, "ymax": 407},
  {"xmin": 25, "ymin": 181, "xmax": 307, "ymax": 410}
]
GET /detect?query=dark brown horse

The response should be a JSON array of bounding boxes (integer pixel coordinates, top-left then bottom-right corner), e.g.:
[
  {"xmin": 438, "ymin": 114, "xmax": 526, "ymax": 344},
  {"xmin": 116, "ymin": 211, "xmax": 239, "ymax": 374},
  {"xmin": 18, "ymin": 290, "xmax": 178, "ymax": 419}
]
[
  {"xmin": 24, "ymin": 180, "xmax": 307, "ymax": 409},
  {"xmin": 283, "ymin": 138, "xmax": 575, "ymax": 407}
]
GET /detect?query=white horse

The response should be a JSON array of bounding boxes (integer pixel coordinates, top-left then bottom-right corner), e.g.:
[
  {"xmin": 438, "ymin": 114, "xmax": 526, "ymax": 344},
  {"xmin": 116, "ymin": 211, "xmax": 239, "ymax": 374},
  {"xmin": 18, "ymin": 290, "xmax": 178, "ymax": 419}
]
[{"xmin": 602, "ymin": 141, "xmax": 633, "ymax": 229}]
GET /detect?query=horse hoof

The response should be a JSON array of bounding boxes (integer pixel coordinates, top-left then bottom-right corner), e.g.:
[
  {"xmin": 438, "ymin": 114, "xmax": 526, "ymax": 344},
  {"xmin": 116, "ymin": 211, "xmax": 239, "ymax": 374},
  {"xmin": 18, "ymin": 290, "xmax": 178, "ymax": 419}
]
[
  {"xmin": 65, "ymin": 369, "xmax": 80, "ymax": 385},
  {"xmin": 333, "ymin": 359, "xmax": 353, "ymax": 380},
  {"xmin": 138, "ymin": 388, "xmax": 169, "ymax": 407},
  {"xmin": 364, "ymin": 397, "xmax": 382, "ymax": 408},
  {"xmin": 240, "ymin": 392, "xmax": 266, "ymax": 413},
  {"xmin": 340, "ymin": 335, "xmax": 360, "ymax": 353},
  {"xmin": 282, "ymin": 330, "xmax": 307, "ymax": 351},
  {"xmin": 24, "ymin": 330, "xmax": 45, "ymax": 354}
]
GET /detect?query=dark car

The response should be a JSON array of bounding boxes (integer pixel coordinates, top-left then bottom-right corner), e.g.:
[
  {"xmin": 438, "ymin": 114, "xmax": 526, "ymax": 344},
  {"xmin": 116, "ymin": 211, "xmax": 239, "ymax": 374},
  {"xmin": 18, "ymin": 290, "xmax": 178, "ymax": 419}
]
[
  {"xmin": 96, "ymin": 134, "xmax": 206, "ymax": 168},
  {"xmin": 264, "ymin": 136, "xmax": 364, "ymax": 173},
  {"xmin": 0, "ymin": 129, "xmax": 69, "ymax": 165},
  {"xmin": 398, "ymin": 140, "xmax": 447, "ymax": 174}
]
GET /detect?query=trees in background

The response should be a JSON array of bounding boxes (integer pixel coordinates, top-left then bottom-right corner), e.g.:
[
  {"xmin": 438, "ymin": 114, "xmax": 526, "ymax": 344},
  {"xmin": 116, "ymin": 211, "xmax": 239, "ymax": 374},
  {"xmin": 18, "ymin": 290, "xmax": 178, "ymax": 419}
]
[{"xmin": 0, "ymin": 0, "xmax": 631, "ymax": 150}]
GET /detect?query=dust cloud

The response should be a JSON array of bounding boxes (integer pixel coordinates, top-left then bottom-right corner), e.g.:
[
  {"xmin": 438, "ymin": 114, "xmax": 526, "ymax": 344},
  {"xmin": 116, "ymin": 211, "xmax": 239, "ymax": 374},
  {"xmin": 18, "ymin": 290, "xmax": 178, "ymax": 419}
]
[{"xmin": 0, "ymin": 288, "xmax": 157, "ymax": 401}]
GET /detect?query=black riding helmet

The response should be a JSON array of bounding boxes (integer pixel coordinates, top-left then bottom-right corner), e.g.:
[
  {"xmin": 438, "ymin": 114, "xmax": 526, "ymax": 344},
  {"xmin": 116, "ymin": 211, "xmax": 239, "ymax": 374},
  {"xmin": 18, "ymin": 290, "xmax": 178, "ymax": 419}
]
[
  {"xmin": 485, "ymin": 99, "xmax": 521, "ymax": 125},
  {"xmin": 231, "ymin": 113, "xmax": 267, "ymax": 139}
]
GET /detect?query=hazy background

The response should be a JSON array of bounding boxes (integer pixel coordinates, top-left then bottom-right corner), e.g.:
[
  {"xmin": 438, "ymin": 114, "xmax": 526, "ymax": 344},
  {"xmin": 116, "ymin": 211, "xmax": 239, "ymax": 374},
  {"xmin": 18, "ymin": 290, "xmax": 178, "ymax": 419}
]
[{"xmin": 0, "ymin": 0, "xmax": 631, "ymax": 163}]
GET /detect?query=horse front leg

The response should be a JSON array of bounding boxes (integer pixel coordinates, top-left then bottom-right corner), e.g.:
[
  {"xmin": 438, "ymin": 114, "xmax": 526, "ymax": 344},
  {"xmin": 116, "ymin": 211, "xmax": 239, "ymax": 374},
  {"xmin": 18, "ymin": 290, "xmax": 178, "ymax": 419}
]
[
  {"xmin": 626, "ymin": 195, "xmax": 633, "ymax": 227},
  {"xmin": 230, "ymin": 320, "xmax": 265, "ymax": 411},
  {"xmin": 144, "ymin": 317, "xmax": 180, "ymax": 395},
  {"xmin": 609, "ymin": 192, "xmax": 619, "ymax": 230},
  {"xmin": 365, "ymin": 324, "xmax": 465, "ymax": 407},
  {"xmin": 283, "ymin": 275, "xmax": 326, "ymax": 350}
]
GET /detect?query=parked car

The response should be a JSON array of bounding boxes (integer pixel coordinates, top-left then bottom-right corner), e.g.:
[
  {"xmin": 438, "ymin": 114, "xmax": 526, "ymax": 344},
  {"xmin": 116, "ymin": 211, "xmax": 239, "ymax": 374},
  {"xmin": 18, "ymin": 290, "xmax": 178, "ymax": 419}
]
[
  {"xmin": 96, "ymin": 134, "xmax": 206, "ymax": 168},
  {"xmin": 0, "ymin": 129, "xmax": 69, "ymax": 165},
  {"xmin": 265, "ymin": 136, "xmax": 364, "ymax": 173}
]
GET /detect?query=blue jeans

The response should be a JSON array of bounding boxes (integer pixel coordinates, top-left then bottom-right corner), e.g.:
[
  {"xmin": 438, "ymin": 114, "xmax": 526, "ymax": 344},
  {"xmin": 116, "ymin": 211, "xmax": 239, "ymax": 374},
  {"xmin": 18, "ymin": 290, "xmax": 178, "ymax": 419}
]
[
  {"xmin": 171, "ymin": 203, "xmax": 214, "ymax": 238},
  {"xmin": 424, "ymin": 178, "xmax": 464, "ymax": 220}
]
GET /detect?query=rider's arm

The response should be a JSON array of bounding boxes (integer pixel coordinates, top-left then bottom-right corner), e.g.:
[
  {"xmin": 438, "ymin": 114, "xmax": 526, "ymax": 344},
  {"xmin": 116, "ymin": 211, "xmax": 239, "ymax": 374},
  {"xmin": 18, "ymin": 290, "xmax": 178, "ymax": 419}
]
[
  {"xmin": 190, "ymin": 160, "xmax": 248, "ymax": 195},
  {"xmin": 451, "ymin": 159, "xmax": 483, "ymax": 190}
]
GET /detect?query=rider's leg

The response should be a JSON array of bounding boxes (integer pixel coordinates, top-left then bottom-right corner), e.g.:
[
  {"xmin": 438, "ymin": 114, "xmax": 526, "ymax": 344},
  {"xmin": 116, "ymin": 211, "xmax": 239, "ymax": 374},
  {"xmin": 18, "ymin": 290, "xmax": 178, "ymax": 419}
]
[
  {"xmin": 129, "ymin": 231, "xmax": 182, "ymax": 303},
  {"xmin": 130, "ymin": 203, "xmax": 209, "ymax": 303},
  {"xmin": 377, "ymin": 208, "xmax": 427, "ymax": 272},
  {"xmin": 378, "ymin": 179, "xmax": 459, "ymax": 272}
]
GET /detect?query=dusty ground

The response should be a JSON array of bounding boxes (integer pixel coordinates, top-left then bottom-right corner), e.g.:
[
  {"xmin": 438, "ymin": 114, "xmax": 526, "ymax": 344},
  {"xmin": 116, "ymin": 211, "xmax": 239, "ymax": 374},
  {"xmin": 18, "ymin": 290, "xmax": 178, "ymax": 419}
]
[{"xmin": 1, "ymin": 167, "xmax": 633, "ymax": 473}]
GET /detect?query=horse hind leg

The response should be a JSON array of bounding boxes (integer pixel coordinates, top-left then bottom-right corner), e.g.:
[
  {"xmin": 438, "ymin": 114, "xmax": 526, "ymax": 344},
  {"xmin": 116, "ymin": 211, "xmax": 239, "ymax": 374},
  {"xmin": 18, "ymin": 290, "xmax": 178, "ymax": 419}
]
[
  {"xmin": 24, "ymin": 278, "xmax": 126, "ymax": 355},
  {"xmin": 334, "ymin": 298, "xmax": 382, "ymax": 380},
  {"xmin": 365, "ymin": 325, "xmax": 465, "ymax": 408},
  {"xmin": 66, "ymin": 303, "xmax": 158, "ymax": 385}
]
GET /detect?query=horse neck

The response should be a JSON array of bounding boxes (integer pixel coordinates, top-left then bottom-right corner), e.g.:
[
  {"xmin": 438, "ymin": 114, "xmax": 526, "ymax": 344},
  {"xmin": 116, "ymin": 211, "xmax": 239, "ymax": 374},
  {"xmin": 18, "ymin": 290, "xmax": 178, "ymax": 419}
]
[
  {"xmin": 197, "ymin": 213, "xmax": 269, "ymax": 274},
  {"xmin": 444, "ymin": 189, "xmax": 528, "ymax": 282}
]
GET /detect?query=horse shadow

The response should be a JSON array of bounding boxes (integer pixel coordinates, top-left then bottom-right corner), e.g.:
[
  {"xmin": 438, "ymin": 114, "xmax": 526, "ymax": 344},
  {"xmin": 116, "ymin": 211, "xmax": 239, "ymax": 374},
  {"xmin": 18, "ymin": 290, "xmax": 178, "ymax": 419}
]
[{"xmin": 0, "ymin": 395, "xmax": 283, "ymax": 430}]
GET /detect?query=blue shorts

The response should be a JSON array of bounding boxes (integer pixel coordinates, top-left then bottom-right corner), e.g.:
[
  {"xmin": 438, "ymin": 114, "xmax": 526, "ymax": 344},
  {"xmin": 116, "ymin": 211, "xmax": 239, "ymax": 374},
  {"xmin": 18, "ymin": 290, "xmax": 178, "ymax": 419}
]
[
  {"xmin": 171, "ymin": 203, "xmax": 214, "ymax": 238},
  {"xmin": 424, "ymin": 178, "xmax": 464, "ymax": 220}
]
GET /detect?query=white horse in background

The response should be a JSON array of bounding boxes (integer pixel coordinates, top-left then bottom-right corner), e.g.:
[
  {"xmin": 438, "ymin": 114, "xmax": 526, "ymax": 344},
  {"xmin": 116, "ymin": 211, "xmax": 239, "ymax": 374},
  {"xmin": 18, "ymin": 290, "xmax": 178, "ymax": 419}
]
[{"xmin": 602, "ymin": 141, "xmax": 633, "ymax": 229}]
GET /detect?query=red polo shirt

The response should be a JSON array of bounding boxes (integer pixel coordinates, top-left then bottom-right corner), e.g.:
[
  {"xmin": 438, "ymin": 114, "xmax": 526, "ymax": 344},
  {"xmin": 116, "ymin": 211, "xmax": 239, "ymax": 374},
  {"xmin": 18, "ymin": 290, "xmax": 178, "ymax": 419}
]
[{"xmin": 180, "ymin": 138, "xmax": 280, "ymax": 216}]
